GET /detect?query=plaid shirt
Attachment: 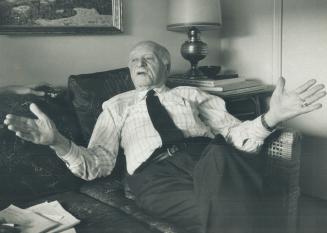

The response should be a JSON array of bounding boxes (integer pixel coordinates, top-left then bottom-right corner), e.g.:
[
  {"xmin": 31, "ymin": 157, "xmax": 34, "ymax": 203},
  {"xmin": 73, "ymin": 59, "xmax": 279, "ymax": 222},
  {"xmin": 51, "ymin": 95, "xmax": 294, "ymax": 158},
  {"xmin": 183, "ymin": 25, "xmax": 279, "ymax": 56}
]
[{"xmin": 58, "ymin": 85, "xmax": 271, "ymax": 180}]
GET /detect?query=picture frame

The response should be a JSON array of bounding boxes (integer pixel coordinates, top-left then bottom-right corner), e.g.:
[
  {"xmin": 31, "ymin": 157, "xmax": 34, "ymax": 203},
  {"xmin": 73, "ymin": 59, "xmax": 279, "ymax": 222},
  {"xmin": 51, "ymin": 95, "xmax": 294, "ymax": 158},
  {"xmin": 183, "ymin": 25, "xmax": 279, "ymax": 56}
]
[{"xmin": 0, "ymin": 0, "xmax": 123, "ymax": 34}]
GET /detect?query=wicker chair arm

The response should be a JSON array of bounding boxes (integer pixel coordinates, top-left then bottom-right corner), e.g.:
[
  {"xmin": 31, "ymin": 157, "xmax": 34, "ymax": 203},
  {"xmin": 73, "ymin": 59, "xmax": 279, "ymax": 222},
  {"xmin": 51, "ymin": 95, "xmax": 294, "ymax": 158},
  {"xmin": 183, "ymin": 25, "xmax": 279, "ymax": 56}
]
[
  {"xmin": 265, "ymin": 128, "xmax": 302, "ymax": 163},
  {"xmin": 262, "ymin": 128, "xmax": 302, "ymax": 233}
]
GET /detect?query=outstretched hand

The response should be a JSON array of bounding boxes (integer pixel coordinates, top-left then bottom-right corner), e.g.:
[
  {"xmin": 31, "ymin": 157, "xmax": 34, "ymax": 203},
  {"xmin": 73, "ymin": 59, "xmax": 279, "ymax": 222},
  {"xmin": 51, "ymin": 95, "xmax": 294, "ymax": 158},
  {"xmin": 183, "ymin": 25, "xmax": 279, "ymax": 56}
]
[
  {"xmin": 265, "ymin": 77, "xmax": 326, "ymax": 127},
  {"xmin": 4, "ymin": 103, "xmax": 58, "ymax": 145}
]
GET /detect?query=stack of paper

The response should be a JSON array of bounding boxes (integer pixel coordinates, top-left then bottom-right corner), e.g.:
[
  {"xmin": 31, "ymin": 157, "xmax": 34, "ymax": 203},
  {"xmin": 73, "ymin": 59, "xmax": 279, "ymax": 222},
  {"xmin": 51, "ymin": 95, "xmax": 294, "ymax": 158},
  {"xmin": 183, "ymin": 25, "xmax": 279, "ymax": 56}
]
[
  {"xmin": 167, "ymin": 75, "xmax": 266, "ymax": 93},
  {"xmin": 0, "ymin": 201, "xmax": 80, "ymax": 233},
  {"xmin": 0, "ymin": 205, "xmax": 59, "ymax": 233},
  {"xmin": 197, "ymin": 80, "xmax": 264, "ymax": 92},
  {"xmin": 168, "ymin": 74, "xmax": 242, "ymax": 87},
  {"xmin": 28, "ymin": 201, "xmax": 80, "ymax": 233}
]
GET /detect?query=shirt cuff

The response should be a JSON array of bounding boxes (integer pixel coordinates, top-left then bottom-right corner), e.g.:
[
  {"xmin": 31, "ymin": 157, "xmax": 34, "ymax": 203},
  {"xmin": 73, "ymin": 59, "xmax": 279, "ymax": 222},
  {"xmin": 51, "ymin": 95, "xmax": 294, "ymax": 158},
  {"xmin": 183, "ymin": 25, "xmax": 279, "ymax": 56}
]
[
  {"xmin": 253, "ymin": 115, "xmax": 274, "ymax": 139},
  {"xmin": 56, "ymin": 142, "xmax": 82, "ymax": 168}
]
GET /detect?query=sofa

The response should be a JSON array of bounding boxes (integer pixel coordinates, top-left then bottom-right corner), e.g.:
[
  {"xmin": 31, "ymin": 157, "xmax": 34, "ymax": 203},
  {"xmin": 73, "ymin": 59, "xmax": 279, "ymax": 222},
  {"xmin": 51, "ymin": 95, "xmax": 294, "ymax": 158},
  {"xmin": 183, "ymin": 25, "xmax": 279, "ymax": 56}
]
[{"xmin": 0, "ymin": 67, "xmax": 301, "ymax": 233}]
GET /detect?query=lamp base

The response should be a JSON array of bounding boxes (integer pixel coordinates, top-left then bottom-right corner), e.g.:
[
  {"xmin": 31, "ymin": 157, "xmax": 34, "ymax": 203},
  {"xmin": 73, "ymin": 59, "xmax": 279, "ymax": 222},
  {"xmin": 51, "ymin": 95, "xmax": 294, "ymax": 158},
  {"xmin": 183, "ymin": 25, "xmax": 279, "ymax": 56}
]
[
  {"xmin": 180, "ymin": 27, "xmax": 208, "ymax": 79},
  {"xmin": 183, "ymin": 68, "xmax": 207, "ymax": 79}
]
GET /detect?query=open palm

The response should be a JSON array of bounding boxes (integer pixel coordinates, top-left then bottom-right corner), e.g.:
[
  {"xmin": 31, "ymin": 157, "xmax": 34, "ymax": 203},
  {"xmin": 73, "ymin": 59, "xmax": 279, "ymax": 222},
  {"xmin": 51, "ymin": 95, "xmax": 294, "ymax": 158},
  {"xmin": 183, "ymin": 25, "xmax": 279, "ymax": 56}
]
[
  {"xmin": 4, "ymin": 103, "xmax": 57, "ymax": 145},
  {"xmin": 266, "ymin": 77, "xmax": 326, "ymax": 126}
]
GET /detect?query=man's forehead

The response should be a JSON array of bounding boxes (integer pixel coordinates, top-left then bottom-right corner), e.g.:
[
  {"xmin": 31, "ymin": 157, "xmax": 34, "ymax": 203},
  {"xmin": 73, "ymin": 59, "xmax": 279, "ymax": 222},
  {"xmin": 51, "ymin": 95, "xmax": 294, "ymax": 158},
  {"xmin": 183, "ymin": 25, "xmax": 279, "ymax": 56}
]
[{"xmin": 129, "ymin": 43, "xmax": 158, "ymax": 58}]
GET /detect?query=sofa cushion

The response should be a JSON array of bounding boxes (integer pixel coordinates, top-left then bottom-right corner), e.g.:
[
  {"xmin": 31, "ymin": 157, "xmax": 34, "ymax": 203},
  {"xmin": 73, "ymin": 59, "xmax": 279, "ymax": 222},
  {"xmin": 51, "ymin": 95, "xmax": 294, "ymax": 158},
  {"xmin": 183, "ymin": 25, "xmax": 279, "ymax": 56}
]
[
  {"xmin": 68, "ymin": 67, "xmax": 134, "ymax": 144},
  {"xmin": 0, "ymin": 86, "xmax": 85, "ymax": 205},
  {"xmin": 22, "ymin": 191, "xmax": 159, "ymax": 233},
  {"xmin": 79, "ymin": 178, "xmax": 184, "ymax": 233}
]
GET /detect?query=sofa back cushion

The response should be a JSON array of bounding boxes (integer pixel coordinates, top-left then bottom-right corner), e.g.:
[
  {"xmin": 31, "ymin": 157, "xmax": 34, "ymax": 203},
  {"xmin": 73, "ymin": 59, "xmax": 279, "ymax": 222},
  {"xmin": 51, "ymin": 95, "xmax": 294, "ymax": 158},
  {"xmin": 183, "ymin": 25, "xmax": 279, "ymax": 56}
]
[
  {"xmin": 68, "ymin": 67, "xmax": 134, "ymax": 144},
  {"xmin": 68, "ymin": 67, "xmax": 134, "ymax": 180},
  {"xmin": 0, "ymin": 86, "xmax": 85, "ymax": 206}
]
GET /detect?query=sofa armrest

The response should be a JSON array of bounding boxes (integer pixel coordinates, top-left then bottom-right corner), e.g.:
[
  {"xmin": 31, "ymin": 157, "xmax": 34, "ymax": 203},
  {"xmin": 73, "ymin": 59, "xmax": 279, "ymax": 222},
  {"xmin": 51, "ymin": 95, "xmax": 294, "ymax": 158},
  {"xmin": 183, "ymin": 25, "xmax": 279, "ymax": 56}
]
[{"xmin": 0, "ymin": 86, "xmax": 84, "ymax": 205}]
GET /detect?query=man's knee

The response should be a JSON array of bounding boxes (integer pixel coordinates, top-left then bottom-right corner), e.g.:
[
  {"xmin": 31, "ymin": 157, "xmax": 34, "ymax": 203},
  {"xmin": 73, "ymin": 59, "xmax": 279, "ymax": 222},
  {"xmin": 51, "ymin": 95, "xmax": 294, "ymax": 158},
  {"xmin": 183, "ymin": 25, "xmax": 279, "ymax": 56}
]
[{"xmin": 194, "ymin": 144, "xmax": 231, "ymax": 180}]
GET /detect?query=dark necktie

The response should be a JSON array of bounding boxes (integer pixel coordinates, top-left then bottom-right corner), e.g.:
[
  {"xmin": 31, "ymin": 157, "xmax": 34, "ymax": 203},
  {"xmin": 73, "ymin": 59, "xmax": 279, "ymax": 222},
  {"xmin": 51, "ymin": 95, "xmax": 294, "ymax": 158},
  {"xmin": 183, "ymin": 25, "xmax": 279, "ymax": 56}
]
[{"xmin": 146, "ymin": 89, "xmax": 184, "ymax": 145}]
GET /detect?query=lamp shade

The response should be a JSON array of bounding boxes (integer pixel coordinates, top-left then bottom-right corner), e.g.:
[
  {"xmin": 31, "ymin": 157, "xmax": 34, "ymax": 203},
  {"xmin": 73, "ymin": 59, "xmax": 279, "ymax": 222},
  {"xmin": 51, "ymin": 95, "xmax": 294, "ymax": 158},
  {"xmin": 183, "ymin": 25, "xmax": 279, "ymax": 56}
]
[{"xmin": 167, "ymin": 0, "xmax": 222, "ymax": 32}]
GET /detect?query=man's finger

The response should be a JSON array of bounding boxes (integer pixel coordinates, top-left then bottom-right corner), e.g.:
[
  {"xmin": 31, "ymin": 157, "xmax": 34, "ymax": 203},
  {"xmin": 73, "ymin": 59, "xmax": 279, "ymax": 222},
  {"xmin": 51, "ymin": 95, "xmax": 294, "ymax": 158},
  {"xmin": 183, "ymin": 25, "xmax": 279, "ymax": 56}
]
[
  {"xmin": 300, "ymin": 103, "xmax": 323, "ymax": 114},
  {"xmin": 4, "ymin": 115, "xmax": 35, "ymax": 130},
  {"xmin": 7, "ymin": 124, "xmax": 31, "ymax": 134},
  {"xmin": 29, "ymin": 103, "xmax": 47, "ymax": 120},
  {"xmin": 305, "ymin": 91, "xmax": 327, "ymax": 105},
  {"xmin": 16, "ymin": 131, "xmax": 35, "ymax": 143},
  {"xmin": 275, "ymin": 77, "xmax": 285, "ymax": 95},
  {"xmin": 300, "ymin": 84, "xmax": 325, "ymax": 99},
  {"xmin": 294, "ymin": 79, "xmax": 316, "ymax": 94},
  {"xmin": 5, "ymin": 114, "xmax": 31, "ymax": 124}
]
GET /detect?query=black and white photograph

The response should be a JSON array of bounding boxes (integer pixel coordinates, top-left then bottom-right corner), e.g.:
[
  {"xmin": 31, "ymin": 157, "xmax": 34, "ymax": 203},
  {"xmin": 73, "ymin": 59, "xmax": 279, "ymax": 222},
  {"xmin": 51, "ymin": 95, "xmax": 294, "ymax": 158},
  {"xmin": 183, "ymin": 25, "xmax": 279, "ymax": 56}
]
[{"xmin": 0, "ymin": 0, "xmax": 326, "ymax": 233}]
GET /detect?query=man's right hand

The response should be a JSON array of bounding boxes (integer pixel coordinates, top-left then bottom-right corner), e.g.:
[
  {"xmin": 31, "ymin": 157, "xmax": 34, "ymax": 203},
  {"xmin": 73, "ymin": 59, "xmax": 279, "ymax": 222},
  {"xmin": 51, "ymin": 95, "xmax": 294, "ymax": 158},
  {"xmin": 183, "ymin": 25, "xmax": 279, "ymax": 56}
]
[
  {"xmin": 3, "ymin": 103, "xmax": 71, "ymax": 155},
  {"xmin": 4, "ymin": 103, "xmax": 58, "ymax": 146}
]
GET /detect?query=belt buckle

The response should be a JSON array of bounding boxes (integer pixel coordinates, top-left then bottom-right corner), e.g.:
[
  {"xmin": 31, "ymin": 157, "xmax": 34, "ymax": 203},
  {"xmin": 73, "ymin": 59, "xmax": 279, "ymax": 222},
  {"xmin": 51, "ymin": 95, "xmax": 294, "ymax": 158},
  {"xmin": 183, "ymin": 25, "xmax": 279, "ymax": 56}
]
[{"xmin": 167, "ymin": 144, "xmax": 179, "ymax": 156}]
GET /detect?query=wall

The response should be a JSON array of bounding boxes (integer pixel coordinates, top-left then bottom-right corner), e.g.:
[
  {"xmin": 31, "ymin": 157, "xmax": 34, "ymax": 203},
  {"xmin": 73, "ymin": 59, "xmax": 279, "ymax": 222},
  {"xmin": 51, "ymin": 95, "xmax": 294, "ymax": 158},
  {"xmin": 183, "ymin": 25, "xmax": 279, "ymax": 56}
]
[
  {"xmin": 0, "ymin": 0, "xmax": 220, "ymax": 87},
  {"xmin": 282, "ymin": 0, "xmax": 327, "ymax": 199},
  {"xmin": 221, "ymin": 0, "xmax": 327, "ymax": 199},
  {"xmin": 219, "ymin": 0, "xmax": 275, "ymax": 83}
]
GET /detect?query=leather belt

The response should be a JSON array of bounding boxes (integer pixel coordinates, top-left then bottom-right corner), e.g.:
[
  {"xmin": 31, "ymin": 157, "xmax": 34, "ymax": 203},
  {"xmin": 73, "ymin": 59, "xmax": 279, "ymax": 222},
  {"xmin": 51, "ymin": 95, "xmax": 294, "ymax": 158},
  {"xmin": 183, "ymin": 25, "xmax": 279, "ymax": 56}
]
[
  {"xmin": 134, "ymin": 137, "xmax": 212, "ymax": 174},
  {"xmin": 151, "ymin": 143, "xmax": 187, "ymax": 163}
]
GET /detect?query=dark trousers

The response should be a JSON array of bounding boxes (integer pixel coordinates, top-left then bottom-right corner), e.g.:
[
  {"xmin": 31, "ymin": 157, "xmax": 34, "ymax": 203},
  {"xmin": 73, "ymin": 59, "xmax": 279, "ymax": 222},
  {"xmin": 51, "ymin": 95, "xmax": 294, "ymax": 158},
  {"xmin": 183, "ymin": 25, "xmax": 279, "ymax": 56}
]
[{"xmin": 126, "ymin": 139, "xmax": 268, "ymax": 233}]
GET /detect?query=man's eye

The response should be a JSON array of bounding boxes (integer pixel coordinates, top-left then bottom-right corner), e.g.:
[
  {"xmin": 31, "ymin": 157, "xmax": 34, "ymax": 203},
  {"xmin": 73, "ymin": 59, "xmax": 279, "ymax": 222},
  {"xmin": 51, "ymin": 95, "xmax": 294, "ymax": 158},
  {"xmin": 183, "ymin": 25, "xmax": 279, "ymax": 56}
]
[{"xmin": 145, "ymin": 56, "xmax": 154, "ymax": 61}]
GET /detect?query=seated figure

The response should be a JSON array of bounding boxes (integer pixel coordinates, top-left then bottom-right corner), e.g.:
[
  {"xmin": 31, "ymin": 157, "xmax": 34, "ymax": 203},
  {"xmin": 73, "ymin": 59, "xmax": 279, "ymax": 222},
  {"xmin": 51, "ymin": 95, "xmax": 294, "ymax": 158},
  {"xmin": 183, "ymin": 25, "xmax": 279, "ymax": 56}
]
[{"xmin": 3, "ymin": 41, "xmax": 326, "ymax": 233}]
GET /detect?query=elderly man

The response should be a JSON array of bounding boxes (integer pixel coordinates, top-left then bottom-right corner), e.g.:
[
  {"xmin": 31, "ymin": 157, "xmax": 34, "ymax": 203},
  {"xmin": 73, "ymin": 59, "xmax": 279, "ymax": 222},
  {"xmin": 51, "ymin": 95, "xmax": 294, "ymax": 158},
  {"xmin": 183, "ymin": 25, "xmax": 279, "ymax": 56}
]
[{"xmin": 4, "ymin": 41, "xmax": 326, "ymax": 233}]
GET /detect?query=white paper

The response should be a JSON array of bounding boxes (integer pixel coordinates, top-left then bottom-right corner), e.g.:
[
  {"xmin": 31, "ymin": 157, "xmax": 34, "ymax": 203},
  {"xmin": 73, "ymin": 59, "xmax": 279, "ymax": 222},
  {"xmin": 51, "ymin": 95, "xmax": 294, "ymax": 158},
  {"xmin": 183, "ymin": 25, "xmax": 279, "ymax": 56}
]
[
  {"xmin": 0, "ymin": 204, "xmax": 59, "ymax": 233},
  {"xmin": 61, "ymin": 228, "xmax": 76, "ymax": 233},
  {"xmin": 27, "ymin": 201, "xmax": 80, "ymax": 233}
]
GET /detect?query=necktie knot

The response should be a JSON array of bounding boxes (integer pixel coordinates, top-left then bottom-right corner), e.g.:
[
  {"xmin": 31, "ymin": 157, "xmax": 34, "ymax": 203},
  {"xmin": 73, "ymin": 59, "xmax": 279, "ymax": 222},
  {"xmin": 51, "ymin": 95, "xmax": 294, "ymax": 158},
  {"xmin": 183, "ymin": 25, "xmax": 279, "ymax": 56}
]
[{"xmin": 147, "ymin": 89, "xmax": 156, "ymax": 97}]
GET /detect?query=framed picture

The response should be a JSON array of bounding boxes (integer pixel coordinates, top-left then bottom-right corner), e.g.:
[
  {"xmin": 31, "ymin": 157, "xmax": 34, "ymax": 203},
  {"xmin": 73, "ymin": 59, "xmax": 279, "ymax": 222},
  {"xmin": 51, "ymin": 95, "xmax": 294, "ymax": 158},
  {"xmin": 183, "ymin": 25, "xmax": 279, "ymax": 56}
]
[{"xmin": 0, "ymin": 0, "xmax": 123, "ymax": 34}]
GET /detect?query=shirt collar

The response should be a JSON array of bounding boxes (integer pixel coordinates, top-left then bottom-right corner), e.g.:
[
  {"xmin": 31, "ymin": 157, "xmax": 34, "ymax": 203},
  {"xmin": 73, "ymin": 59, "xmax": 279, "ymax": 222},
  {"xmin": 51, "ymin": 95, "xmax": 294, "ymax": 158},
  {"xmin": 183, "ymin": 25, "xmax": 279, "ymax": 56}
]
[{"xmin": 137, "ymin": 85, "xmax": 170, "ymax": 100}]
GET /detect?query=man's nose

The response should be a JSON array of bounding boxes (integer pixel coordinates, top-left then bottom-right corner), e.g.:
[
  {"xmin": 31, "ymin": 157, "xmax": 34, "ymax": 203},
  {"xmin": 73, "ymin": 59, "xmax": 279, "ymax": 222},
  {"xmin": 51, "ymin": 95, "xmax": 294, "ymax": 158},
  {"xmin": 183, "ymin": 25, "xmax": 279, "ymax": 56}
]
[{"xmin": 136, "ymin": 58, "xmax": 146, "ymax": 67}]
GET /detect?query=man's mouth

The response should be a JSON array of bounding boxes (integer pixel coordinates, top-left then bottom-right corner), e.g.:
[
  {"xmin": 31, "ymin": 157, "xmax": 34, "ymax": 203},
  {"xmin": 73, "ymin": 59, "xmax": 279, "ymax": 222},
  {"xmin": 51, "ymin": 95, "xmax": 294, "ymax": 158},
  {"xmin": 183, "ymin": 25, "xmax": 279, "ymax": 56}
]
[{"xmin": 137, "ymin": 71, "xmax": 147, "ymax": 75}]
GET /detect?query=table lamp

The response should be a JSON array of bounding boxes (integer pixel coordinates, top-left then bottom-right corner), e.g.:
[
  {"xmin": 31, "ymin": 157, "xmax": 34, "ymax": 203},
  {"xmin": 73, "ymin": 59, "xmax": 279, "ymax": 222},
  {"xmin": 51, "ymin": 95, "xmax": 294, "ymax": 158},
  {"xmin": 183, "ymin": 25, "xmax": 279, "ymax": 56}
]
[{"xmin": 167, "ymin": 0, "xmax": 222, "ymax": 79}]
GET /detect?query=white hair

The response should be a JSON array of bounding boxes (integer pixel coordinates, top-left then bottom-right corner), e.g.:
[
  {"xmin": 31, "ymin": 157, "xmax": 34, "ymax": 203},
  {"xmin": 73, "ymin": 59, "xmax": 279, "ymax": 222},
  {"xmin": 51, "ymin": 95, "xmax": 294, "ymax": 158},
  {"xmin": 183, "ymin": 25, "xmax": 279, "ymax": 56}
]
[{"xmin": 129, "ymin": 41, "xmax": 171, "ymax": 72}]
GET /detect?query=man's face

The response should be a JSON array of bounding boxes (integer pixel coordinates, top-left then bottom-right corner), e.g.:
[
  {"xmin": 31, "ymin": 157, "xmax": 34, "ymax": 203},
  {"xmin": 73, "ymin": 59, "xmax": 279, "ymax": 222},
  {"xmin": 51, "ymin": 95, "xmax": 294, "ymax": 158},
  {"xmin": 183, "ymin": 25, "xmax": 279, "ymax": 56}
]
[{"xmin": 128, "ymin": 44, "xmax": 168, "ymax": 90}]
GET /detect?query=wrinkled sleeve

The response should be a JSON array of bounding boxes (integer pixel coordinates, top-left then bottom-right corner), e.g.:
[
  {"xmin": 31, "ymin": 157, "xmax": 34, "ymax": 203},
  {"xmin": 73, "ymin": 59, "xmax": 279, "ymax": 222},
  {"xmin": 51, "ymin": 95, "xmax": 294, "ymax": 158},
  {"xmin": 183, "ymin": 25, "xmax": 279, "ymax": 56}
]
[
  {"xmin": 196, "ymin": 90, "xmax": 272, "ymax": 153},
  {"xmin": 57, "ymin": 108, "xmax": 120, "ymax": 180}
]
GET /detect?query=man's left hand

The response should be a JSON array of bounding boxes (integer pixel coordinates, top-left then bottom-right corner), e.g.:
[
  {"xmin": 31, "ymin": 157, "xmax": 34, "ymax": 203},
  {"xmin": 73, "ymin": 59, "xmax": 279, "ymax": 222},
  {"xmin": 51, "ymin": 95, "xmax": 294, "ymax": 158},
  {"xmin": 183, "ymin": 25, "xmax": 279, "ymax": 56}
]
[{"xmin": 264, "ymin": 77, "xmax": 326, "ymax": 127}]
